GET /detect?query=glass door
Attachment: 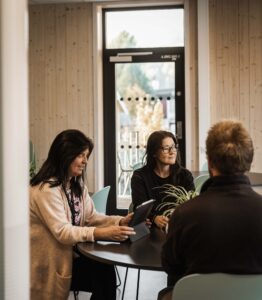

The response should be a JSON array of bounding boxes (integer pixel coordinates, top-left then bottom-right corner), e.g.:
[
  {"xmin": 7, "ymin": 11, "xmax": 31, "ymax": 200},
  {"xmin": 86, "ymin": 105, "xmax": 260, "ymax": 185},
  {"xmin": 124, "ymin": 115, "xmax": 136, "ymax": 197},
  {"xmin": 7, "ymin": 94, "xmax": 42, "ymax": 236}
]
[
  {"xmin": 103, "ymin": 7, "xmax": 185, "ymax": 214},
  {"xmin": 116, "ymin": 61, "xmax": 176, "ymax": 205}
]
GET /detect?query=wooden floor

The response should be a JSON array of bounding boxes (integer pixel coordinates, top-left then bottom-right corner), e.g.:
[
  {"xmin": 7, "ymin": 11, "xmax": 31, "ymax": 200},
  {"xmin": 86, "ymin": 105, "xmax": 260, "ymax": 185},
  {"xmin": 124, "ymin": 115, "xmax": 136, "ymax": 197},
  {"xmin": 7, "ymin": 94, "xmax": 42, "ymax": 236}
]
[{"xmin": 68, "ymin": 266, "xmax": 167, "ymax": 300}]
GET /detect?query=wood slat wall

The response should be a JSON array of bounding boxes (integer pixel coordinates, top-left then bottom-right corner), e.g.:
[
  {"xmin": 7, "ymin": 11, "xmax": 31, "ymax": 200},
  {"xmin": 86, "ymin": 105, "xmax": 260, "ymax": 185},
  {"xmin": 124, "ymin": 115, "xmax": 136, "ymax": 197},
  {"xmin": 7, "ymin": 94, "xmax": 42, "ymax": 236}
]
[
  {"xmin": 29, "ymin": 0, "xmax": 262, "ymax": 187},
  {"xmin": 29, "ymin": 1, "xmax": 199, "ymax": 190},
  {"xmin": 29, "ymin": 3, "xmax": 95, "ymax": 189},
  {"xmin": 209, "ymin": 0, "xmax": 262, "ymax": 172},
  {"xmin": 184, "ymin": 0, "xmax": 199, "ymax": 170}
]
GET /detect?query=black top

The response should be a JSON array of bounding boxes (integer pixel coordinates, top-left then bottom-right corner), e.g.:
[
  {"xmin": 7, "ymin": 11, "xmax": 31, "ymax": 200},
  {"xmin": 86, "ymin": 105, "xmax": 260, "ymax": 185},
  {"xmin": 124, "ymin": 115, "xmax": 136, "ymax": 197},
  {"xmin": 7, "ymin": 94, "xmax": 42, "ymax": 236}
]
[
  {"xmin": 131, "ymin": 164, "xmax": 194, "ymax": 220},
  {"xmin": 162, "ymin": 175, "xmax": 262, "ymax": 286}
]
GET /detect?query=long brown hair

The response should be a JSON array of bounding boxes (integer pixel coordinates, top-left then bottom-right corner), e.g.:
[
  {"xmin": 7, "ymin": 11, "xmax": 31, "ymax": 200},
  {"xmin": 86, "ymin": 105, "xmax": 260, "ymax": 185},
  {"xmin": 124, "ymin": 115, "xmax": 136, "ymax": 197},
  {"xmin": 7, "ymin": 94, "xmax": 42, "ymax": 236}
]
[{"xmin": 30, "ymin": 129, "xmax": 94, "ymax": 198}]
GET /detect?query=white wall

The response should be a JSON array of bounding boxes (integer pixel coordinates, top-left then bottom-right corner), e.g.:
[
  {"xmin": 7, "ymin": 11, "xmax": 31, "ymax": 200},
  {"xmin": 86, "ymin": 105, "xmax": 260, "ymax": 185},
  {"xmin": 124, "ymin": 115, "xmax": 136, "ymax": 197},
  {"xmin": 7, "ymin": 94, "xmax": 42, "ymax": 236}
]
[{"xmin": 0, "ymin": 0, "xmax": 29, "ymax": 299}]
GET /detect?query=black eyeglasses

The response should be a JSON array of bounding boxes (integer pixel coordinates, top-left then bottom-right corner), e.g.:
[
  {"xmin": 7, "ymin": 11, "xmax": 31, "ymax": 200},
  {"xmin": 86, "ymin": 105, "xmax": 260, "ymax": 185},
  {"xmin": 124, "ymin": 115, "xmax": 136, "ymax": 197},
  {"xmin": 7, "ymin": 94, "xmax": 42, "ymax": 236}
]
[{"xmin": 160, "ymin": 144, "xmax": 178, "ymax": 154}]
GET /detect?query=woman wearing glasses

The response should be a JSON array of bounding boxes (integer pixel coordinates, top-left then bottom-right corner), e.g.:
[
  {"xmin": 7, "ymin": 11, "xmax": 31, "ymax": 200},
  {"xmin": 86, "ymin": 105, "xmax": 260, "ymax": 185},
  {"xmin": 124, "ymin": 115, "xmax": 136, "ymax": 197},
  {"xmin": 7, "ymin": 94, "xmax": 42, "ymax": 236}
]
[{"xmin": 131, "ymin": 130, "xmax": 194, "ymax": 230}]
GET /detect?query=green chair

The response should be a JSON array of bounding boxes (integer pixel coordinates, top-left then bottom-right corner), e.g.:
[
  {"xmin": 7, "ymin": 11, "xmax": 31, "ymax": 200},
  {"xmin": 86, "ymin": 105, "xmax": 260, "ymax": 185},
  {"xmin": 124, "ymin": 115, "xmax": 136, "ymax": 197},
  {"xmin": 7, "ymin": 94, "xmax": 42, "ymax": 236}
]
[
  {"xmin": 172, "ymin": 273, "xmax": 262, "ymax": 300},
  {"xmin": 91, "ymin": 186, "xmax": 122, "ymax": 289},
  {"xmin": 194, "ymin": 174, "xmax": 209, "ymax": 194},
  {"xmin": 201, "ymin": 161, "xmax": 208, "ymax": 171},
  {"xmin": 73, "ymin": 187, "xmax": 113, "ymax": 300},
  {"xmin": 132, "ymin": 161, "xmax": 143, "ymax": 171},
  {"xmin": 92, "ymin": 186, "xmax": 111, "ymax": 213}
]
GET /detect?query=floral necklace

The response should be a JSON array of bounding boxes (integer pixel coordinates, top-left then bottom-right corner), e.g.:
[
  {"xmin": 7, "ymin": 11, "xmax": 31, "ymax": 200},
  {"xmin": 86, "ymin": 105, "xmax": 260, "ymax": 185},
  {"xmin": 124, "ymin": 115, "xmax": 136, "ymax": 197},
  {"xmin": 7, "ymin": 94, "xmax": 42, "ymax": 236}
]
[{"xmin": 63, "ymin": 185, "xmax": 81, "ymax": 226}]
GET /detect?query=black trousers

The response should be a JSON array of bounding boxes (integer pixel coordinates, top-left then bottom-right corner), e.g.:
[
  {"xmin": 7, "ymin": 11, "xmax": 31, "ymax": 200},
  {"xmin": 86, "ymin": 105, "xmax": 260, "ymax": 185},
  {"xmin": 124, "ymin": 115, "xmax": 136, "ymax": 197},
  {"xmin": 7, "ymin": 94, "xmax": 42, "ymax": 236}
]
[
  {"xmin": 70, "ymin": 254, "xmax": 116, "ymax": 300},
  {"xmin": 157, "ymin": 286, "xmax": 173, "ymax": 300},
  {"xmin": 157, "ymin": 274, "xmax": 182, "ymax": 300}
]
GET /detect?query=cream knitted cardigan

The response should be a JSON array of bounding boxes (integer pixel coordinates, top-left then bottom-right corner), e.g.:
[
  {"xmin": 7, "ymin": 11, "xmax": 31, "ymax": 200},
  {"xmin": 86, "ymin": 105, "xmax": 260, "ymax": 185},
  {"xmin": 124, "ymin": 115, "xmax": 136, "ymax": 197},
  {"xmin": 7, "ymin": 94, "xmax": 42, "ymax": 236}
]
[{"xmin": 30, "ymin": 182, "xmax": 122, "ymax": 300}]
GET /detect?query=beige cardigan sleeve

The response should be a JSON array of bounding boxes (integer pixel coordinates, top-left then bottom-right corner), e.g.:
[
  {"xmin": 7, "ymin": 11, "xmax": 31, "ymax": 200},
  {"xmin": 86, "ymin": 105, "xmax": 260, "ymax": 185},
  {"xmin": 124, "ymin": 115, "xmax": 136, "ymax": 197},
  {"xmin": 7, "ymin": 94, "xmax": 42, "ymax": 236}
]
[{"xmin": 30, "ymin": 183, "xmax": 123, "ymax": 244}]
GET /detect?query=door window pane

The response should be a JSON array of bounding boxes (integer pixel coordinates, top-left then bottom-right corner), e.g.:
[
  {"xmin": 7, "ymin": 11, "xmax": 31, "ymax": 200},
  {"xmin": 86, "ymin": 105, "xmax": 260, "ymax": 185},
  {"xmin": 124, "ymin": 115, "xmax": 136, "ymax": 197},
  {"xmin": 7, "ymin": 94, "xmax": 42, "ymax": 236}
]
[
  {"xmin": 115, "ymin": 62, "xmax": 176, "ymax": 208},
  {"xmin": 105, "ymin": 8, "xmax": 184, "ymax": 49}
]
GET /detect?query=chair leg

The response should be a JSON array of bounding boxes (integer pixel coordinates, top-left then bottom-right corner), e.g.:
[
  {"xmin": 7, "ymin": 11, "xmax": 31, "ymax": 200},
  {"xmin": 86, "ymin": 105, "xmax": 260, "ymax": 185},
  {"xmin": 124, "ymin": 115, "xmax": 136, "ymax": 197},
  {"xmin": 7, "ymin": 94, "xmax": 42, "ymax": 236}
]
[
  {"xmin": 115, "ymin": 266, "xmax": 122, "ymax": 287},
  {"xmin": 122, "ymin": 172, "xmax": 131, "ymax": 195},
  {"xmin": 73, "ymin": 291, "xmax": 79, "ymax": 300},
  {"xmin": 121, "ymin": 267, "xmax": 129, "ymax": 300},
  {"xmin": 136, "ymin": 269, "xmax": 141, "ymax": 300}
]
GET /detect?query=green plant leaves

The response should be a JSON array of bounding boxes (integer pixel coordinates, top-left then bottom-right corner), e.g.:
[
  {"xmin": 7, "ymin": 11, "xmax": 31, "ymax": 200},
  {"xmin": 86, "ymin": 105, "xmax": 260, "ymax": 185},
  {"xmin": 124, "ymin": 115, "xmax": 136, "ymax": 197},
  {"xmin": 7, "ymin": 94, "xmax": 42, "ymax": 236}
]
[{"xmin": 155, "ymin": 184, "xmax": 198, "ymax": 217}]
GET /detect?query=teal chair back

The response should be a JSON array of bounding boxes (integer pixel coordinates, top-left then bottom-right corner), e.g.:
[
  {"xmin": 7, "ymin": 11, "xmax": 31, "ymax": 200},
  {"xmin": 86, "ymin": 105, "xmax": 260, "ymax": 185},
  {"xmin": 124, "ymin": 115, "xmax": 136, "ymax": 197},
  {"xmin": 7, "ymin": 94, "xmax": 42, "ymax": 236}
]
[
  {"xmin": 172, "ymin": 273, "xmax": 262, "ymax": 300},
  {"xmin": 194, "ymin": 174, "xmax": 209, "ymax": 194},
  {"xmin": 92, "ymin": 185, "xmax": 121, "ymax": 288},
  {"xmin": 132, "ymin": 162, "xmax": 143, "ymax": 171},
  {"xmin": 201, "ymin": 161, "xmax": 208, "ymax": 171},
  {"xmin": 92, "ymin": 186, "xmax": 111, "ymax": 213}
]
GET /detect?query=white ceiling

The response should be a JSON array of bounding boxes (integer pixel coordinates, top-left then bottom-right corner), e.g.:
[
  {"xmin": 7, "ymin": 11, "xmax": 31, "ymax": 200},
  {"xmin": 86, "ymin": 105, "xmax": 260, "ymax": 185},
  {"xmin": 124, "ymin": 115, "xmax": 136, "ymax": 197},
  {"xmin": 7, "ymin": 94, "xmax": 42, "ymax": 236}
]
[
  {"xmin": 29, "ymin": 0, "xmax": 128, "ymax": 4},
  {"xmin": 28, "ymin": 0, "xmax": 171, "ymax": 5},
  {"xmin": 29, "ymin": 0, "xmax": 89, "ymax": 3}
]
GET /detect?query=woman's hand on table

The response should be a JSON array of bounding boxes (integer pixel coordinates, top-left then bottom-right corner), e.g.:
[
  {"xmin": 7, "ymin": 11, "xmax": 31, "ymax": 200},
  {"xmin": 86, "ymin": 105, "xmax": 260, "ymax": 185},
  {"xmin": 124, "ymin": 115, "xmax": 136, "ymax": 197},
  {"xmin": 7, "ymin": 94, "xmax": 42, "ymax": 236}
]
[
  {"xmin": 94, "ymin": 225, "xmax": 135, "ymax": 242},
  {"xmin": 154, "ymin": 215, "xmax": 169, "ymax": 230}
]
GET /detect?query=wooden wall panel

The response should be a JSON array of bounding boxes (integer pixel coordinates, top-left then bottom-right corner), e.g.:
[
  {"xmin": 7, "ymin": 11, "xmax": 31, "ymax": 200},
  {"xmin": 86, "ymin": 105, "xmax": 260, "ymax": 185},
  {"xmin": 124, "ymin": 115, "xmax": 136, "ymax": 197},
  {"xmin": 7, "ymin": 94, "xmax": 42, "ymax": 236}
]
[
  {"xmin": 209, "ymin": 0, "xmax": 262, "ymax": 172},
  {"xmin": 29, "ymin": 3, "xmax": 95, "ymax": 190},
  {"xmin": 184, "ymin": 0, "xmax": 198, "ymax": 170},
  {"xmin": 209, "ymin": 0, "xmax": 217, "ymax": 122},
  {"xmin": 249, "ymin": 0, "xmax": 262, "ymax": 171},
  {"xmin": 239, "ymin": 0, "xmax": 250, "ymax": 130},
  {"xmin": 210, "ymin": 0, "xmax": 240, "ymax": 120},
  {"xmin": 29, "ymin": 0, "xmax": 262, "ymax": 184}
]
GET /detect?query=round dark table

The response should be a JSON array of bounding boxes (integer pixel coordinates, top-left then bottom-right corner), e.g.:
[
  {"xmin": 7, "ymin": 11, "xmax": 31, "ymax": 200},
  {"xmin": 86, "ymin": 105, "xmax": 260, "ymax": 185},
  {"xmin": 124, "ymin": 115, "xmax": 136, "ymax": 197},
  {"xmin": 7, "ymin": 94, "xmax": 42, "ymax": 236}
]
[
  {"xmin": 77, "ymin": 227, "xmax": 166, "ymax": 300},
  {"xmin": 77, "ymin": 227, "xmax": 166, "ymax": 271}
]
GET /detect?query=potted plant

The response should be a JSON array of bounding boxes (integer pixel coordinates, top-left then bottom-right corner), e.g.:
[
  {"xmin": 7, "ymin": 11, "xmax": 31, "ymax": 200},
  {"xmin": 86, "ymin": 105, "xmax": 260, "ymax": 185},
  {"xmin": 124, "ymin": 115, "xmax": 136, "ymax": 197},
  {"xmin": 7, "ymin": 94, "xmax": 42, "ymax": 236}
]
[{"xmin": 155, "ymin": 184, "xmax": 198, "ymax": 218}]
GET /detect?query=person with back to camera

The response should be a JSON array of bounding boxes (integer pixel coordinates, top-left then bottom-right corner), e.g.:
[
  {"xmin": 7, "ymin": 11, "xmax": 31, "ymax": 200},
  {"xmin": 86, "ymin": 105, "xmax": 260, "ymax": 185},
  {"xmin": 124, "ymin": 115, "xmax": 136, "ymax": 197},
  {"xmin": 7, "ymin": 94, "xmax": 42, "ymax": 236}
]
[
  {"xmin": 158, "ymin": 120, "xmax": 262, "ymax": 300},
  {"xmin": 131, "ymin": 130, "xmax": 194, "ymax": 230},
  {"xmin": 30, "ymin": 129, "xmax": 135, "ymax": 300}
]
